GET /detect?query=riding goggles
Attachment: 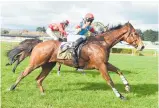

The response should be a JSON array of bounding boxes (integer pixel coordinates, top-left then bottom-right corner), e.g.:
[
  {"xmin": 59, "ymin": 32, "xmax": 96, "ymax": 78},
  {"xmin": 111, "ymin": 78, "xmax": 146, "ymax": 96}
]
[{"xmin": 86, "ymin": 18, "xmax": 94, "ymax": 23}]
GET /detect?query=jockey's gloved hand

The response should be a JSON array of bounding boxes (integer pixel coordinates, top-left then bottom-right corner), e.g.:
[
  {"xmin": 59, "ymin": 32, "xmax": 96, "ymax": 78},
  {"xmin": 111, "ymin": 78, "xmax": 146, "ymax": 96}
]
[
  {"xmin": 82, "ymin": 22, "xmax": 91, "ymax": 29},
  {"xmin": 60, "ymin": 31, "xmax": 67, "ymax": 36},
  {"xmin": 91, "ymin": 31, "xmax": 98, "ymax": 36},
  {"xmin": 63, "ymin": 37, "xmax": 67, "ymax": 42}
]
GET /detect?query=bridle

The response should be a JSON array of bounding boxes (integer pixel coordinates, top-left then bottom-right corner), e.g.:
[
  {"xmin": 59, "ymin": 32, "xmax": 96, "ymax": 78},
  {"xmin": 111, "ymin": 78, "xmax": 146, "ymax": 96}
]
[{"xmin": 124, "ymin": 26, "xmax": 138, "ymax": 48}]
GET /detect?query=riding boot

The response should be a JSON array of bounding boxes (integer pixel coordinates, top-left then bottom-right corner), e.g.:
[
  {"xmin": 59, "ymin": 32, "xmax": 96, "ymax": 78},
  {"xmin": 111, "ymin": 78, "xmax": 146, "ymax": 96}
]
[
  {"xmin": 72, "ymin": 50, "xmax": 78, "ymax": 67},
  {"xmin": 73, "ymin": 37, "xmax": 85, "ymax": 48},
  {"xmin": 71, "ymin": 37, "xmax": 86, "ymax": 67}
]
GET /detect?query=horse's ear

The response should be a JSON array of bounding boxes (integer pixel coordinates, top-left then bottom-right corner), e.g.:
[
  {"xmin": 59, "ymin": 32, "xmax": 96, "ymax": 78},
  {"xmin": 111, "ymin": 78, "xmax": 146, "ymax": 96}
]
[{"xmin": 126, "ymin": 21, "xmax": 130, "ymax": 26}]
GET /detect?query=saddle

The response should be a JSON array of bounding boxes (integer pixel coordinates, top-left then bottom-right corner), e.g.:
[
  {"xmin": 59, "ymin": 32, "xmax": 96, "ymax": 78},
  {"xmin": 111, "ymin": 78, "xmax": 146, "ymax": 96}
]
[{"xmin": 57, "ymin": 41, "xmax": 86, "ymax": 60}]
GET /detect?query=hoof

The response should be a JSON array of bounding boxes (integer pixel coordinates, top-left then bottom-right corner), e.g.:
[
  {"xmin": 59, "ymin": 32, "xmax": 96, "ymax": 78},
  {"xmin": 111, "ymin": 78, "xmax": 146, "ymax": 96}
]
[
  {"xmin": 82, "ymin": 72, "xmax": 86, "ymax": 75},
  {"xmin": 125, "ymin": 85, "xmax": 130, "ymax": 92},
  {"xmin": 57, "ymin": 71, "xmax": 60, "ymax": 76},
  {"xmin": 120, "ymin": 95, "xmax": 127, "ymax": 101},
  {"xmin": 10, "ymin": 84, "xmax": 16, "ymax": 91},
  {"xmin": 41, "ymin": 92, "xmax": 45, "ymax": 95},
  {"xmin": 12, "ymin": 69, "xmax": 16, "ymax": 73}
]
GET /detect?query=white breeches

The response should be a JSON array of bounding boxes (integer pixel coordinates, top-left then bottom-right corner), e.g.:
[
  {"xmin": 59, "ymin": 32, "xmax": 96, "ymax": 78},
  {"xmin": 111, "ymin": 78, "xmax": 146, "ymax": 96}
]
[
  {"xmin": 67, "ymin": 34, "xmax": 86, "ymax": 42},
  {"xmin": 46, "ymin": 28, "xmax": 61, "ymax": 40}
]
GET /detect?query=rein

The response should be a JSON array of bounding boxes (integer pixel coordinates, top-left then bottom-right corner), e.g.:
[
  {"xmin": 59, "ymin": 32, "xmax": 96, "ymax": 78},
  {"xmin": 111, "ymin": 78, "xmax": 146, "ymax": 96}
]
[{"xmin": 87, "ymin": 24, "xmax": 137, "ymax": 48}]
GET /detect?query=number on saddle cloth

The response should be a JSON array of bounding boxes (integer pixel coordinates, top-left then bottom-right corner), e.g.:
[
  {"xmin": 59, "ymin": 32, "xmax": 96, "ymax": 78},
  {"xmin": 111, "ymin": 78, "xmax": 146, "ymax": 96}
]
[{"xmin": 57, "ymin": 42, "xmax": 74, "ymax": 60}]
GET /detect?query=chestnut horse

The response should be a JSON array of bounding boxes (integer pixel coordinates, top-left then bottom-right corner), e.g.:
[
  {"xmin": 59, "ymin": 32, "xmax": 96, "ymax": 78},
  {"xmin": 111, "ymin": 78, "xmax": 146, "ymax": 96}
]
[{"xmin": 9, "ymin": 22, "xmax": 144, "ymax": 100}]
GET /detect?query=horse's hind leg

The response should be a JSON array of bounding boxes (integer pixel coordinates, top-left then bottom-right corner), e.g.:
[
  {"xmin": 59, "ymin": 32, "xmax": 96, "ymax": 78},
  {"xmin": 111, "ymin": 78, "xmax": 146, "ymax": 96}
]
[
  {"xmin": 10, "ymin": 65, "xmax": 35, "ymax": 91},
  {"xmin": 107, "ymin": 62, "xmax": 130, "ymax": 92},
  {"xmin": 36, "ymin": 62, "xmax": 56, "ymax": 93},
  {"xmin": 57, "ymin": 63, "xmax": 61, "ymax": 76}
]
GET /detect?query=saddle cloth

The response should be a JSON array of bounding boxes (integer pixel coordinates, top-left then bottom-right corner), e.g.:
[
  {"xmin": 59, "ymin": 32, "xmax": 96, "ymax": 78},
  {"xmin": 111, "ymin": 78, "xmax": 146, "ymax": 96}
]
[
  {"xmin": 57, "ymin": 42, "xmax": 74, "ymax": 59},
  {"xmin": 57, "ymin": 41, "xmax": 86, "ymax": 60}
]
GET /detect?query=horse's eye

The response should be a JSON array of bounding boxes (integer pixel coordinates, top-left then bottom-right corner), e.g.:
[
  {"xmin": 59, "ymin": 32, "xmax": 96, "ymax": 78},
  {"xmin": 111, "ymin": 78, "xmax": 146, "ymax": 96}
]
[{"xmin": 134, "ymin": 32, "xmax": 138, "ymax": 35}]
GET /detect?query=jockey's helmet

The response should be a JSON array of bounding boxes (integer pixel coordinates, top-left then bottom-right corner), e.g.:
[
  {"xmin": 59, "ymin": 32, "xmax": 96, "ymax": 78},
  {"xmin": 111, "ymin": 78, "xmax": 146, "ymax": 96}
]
[
  {"xmin": 64, "ymin": 20, "xmax": 69, "ymax": 26},
  {"xmin": 84, "ymin": 13, "xmax": 94, "ymax": 23}
]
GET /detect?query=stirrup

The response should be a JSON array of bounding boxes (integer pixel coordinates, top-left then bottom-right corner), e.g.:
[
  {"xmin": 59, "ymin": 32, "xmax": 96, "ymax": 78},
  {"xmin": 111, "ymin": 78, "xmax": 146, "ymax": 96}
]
[{"xmin": 74, "ymin": 63, "xmax": 79, "ymax": 68}]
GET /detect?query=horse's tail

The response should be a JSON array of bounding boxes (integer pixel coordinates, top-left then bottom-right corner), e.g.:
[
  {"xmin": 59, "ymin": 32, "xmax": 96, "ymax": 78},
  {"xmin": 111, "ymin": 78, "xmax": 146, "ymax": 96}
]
[{"xmin": 6, "ymin": 39, "xmax": 43, "ymax": 66}]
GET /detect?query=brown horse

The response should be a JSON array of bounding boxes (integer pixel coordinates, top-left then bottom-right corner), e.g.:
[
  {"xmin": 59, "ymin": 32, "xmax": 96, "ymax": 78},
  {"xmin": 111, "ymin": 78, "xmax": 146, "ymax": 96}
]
[{"xmin": 9, "ymin": 22, "xmax": 144, "ymax": 100}]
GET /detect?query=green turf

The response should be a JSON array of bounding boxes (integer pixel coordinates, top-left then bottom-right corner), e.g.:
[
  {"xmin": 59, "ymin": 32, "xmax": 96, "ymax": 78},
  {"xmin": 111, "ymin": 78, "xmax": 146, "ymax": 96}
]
[{"xmin": 1, "ymin": 42, "xmax": 158, "ymax": 108}]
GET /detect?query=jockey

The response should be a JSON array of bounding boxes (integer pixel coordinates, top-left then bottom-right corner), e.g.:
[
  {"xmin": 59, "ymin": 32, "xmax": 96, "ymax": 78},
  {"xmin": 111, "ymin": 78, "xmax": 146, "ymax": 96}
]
[
  {"xmin": 75, "ymin": 13, "xmax": 96, "ymax": 36},
  {"xmin": 71, "ymin": 13, "xmax": 97, "ymax": 67},
  {"xmin": 46, "ymin": 20, "xmax": 69, "ymax": 41}
]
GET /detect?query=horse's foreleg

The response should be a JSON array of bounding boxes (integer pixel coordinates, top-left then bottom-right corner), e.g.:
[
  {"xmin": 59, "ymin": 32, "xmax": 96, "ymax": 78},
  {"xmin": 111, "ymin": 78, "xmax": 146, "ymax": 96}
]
[
  {"xmin": 57, "ymin": 63, "xmax": 61, "ymax": 76},
  {"xmin": 107, "ymin": 62, "xmax": 130, "ymax": 92},
  {"xmin": 36, "ymin": 62, "xmax": 56, "ymax": 93},
  {"xmin": 98, "ymin": 63, "xmax": 126, "ymax": 100},
  {"xmin": 10, "ymin": 65, "xmax": 34, "ymax": 90}
]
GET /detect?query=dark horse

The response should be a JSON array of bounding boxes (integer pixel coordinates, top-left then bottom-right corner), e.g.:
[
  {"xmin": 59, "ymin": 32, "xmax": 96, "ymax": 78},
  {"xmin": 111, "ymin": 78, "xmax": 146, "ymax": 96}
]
[
  {"xmin": 9, "ymin": 22, "xmax": 144, "ymax": 100},
  {"xmin": 6, "ymin": 39, "xmax": 42, "ymax": 72}
]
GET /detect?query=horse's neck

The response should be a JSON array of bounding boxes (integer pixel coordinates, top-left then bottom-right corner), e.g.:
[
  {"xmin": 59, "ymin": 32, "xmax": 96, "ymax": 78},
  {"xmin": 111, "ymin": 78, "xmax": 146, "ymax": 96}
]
[
  {"xmin": 103, "ymin": 27, "xmax": 127, "ymax": 48},
  {"xmin": 87, "ymin": 27, "xmax": 127, "ymax": 48}
]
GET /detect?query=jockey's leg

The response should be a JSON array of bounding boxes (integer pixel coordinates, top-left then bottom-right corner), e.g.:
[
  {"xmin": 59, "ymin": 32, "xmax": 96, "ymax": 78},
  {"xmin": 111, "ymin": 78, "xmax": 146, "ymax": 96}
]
[
  {"xmin": 71, "ymin": 37, "xmax": 86, "ymax": 67},
  {"xmin": 46, "ymin": 28, "xmax": 59, "ymax": 40},
  {"xmin": 73, "ymin": 37, "xmax": 86, "ymax": 47}
]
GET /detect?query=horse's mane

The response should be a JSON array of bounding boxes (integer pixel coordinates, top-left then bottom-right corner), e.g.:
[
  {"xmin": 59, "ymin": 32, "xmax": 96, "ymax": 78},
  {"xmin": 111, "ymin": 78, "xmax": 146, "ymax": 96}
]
[
  {"xmin": 87, "ymin": 35, "xmax": 105, "ymax": 42},
  {"xmin": 87, "ymin": 23, "xmax": 126, "ymax": 44},
  {"xmin": 87, "ymin": 24, "xmax": 123, "ymax": 40},
  {"xmin": 107, "ymin": 24, "xmax": 123, "ymax": 31}
]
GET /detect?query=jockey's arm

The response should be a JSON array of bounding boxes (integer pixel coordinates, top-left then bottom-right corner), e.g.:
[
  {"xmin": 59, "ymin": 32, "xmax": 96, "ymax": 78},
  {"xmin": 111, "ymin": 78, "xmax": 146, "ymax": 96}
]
[
  {"xmin": 58, "ymin": 24, "xmax": 67, "ymax": 37},
  {"xmin": 89, "ymin": 27, "xmax": 98, "ymax": 36},
  {"xmin": 75, "ymin": 25, "xmax": 82, "ymax": 34},
  {"xmin": 75, "ymin": 22, "xmax": 91, "ymax": 34},
  {"xmin": 81, "ymin": 22, "xmax": 91, "ymax": 29}
]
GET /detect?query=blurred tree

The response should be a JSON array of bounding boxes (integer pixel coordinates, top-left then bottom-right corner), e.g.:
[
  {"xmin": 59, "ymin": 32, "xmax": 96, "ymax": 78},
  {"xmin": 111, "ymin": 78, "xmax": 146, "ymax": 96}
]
[
  {"xmin": 2, "ymin": 30, "xmax": 9, "ymax": 34},
  {"xmin": 143, "ymin": 30, "xmax": 158, "ymax": 42},
  {"xmin": 36, "ymin": 27, "xmax": 46, "ymax": 32},
  {"xmin": 136, "ymin": 29, "xmax": 144, "ymax": 40}
]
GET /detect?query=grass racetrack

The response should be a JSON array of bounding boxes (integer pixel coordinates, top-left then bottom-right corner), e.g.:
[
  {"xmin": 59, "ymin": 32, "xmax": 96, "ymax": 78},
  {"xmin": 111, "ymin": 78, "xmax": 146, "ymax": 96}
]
[{"xmin": 1, "ymin": 42, "xmax": 158, "ymax": 108}]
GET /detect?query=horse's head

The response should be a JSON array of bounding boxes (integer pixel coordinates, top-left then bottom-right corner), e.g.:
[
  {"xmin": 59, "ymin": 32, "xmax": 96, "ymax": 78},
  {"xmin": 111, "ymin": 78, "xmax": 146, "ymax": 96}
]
[{"xmin": 122, "ymin": 22, "xmax": 144, "ymax": 51}]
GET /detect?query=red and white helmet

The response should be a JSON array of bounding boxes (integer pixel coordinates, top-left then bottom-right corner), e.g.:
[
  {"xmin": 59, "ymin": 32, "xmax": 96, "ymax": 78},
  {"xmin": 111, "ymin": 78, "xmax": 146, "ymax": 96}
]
[
  {"xmin": 65, "ymin": 20, "xmax": 69, "ymax": 24},
  {"xmin": 62, "ymin": 20, "xmax": 69, "ymax": 26},
  {"xmin": 64, "ymin": 20, "xmax": 69, "ymax": 26},
  {"xmin": 85, "ymin": 13, "xmax": 94, "ymax": 20}
]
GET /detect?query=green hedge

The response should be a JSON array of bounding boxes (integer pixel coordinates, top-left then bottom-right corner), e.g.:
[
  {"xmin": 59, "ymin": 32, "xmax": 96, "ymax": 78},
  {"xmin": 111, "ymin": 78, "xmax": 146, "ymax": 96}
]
[{"xmin": 111, "ymin": 48, "xmax": 132, "ymax": 54}]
